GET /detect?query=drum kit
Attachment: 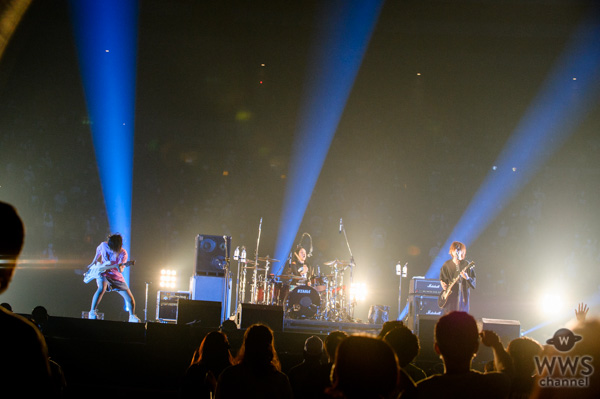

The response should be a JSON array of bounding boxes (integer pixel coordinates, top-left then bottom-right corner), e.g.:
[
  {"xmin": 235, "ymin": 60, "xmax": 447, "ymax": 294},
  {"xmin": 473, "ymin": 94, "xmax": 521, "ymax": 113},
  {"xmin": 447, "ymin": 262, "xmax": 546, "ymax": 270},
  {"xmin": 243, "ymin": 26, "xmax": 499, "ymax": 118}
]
[{"xmin": 235, "ymin": 254, "xmax": 355, "ymax": 322}]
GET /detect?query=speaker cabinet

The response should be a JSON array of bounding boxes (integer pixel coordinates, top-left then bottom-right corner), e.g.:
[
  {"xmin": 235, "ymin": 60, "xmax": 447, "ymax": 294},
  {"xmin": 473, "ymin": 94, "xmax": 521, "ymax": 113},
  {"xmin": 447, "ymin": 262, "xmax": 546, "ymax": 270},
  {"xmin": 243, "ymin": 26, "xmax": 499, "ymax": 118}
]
[
  {"xmin": 190, "ymin": 275, "xmax": 226, "ymax": 302},
  {"xmin": 156, "ymin": 291, "xmax": 191, "ymax": 322},
  {"xmin": 237, "ymin": 304, "xmax": 284, "ymax": 332},
  {"xmin": 406, "ymin": 295, "xmax": 442, "ymax": 336},
  {"xmin": 413, "ymin": 316, "xmax": 440, "ymax": 362},
  {"xmin": 475, "ymin": 318, "xmax": 520, "ymax": 365},
  {"xmin": 177, "ymin": 299, "xmax": 222, "ymax": 328},
  {"xmin": 195, "ymin": 235, "xmax": 231, "ymax": 276}
]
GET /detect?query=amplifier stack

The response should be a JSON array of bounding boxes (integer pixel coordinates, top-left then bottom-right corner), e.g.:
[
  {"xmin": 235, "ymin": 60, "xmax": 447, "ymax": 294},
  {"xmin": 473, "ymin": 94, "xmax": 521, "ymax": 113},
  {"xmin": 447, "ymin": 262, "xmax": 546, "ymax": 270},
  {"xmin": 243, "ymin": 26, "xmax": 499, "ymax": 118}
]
[{"xmin": 407, "ymin": 277, "xmax": 443, "ymax": 360}]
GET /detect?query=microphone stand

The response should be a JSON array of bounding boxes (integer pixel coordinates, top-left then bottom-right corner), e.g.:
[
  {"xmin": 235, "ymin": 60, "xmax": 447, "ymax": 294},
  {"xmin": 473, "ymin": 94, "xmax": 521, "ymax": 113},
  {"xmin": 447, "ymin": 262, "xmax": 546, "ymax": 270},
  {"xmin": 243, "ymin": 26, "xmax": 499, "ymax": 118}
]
[
  {"xmin": 233, "ymin": 246, "xmax": 241, "ymax": 315},
  {"xmin": 144, "ymin": 282, "xmax": 151, "ymax": 322},
  {"xmin": 222, "ymin": 235, "xmax": 230, "ymax": 322},
  {"xmin": 340, "ymin": 221, "xmax": 356, "ymax": 321},
  {"xmin": 252, "ymin": 218, "xmax": 262, "ymax": 303}
]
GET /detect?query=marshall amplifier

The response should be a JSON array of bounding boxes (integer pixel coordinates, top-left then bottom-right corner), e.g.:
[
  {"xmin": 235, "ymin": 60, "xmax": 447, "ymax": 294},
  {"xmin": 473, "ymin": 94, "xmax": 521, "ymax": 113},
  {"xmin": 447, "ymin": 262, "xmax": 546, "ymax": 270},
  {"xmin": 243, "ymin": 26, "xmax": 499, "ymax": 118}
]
[
  {"xmin": 409, "ymin": 295, "xmax": 443, "ymax": 318},
  {"xmin": 409, "ymin": 277, "xmax": 443, "ymax": 296},
  {"xmin": 406, "ymin": 295, "xmax": 442, "ymax": 347}
]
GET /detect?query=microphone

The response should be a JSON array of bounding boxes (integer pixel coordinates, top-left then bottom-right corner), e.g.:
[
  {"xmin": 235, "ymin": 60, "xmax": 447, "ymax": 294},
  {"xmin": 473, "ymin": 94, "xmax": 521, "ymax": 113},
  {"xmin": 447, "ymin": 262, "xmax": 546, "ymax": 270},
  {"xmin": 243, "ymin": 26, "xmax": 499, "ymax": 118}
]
[{"xmin": 339, "ymin": 218, "xmax": 343, "ymax": 234}]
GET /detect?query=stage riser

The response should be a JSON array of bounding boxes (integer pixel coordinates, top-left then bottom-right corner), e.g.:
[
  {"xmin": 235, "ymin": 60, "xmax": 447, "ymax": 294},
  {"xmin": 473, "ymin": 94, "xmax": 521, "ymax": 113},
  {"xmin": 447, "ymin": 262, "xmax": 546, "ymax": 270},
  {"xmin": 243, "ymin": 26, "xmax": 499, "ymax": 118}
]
[{"xmin": 41, "ymin": 315, "xmax": 381, "ymax": 344}]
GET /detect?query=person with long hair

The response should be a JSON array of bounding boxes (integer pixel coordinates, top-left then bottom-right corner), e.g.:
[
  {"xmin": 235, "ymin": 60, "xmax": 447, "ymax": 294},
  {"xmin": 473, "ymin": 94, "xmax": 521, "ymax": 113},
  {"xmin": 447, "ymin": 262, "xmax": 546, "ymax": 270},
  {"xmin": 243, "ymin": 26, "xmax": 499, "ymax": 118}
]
[
  {"xmin": 215, "ymin": 324, "xmax": 292, "ymax": 399},
  {"xmin": 87, "ymin": 233, "xmax": 140, "ymax": 322},
  {"xmin": 180, "ymin": 331, "xmax": 234, "ymax": 398}
]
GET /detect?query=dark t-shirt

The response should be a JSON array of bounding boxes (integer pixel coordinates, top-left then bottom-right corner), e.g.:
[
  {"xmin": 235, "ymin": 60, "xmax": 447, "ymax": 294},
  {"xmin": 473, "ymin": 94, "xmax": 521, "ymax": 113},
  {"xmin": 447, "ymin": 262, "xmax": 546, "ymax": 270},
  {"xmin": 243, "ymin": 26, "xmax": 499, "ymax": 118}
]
[
  {"xmin": 216, "ymin": 363, "xmax": 293, "ymax": 399},
  {"xmin": 416, "ymin": 370, "xmax": 511, "ymax": 399}
]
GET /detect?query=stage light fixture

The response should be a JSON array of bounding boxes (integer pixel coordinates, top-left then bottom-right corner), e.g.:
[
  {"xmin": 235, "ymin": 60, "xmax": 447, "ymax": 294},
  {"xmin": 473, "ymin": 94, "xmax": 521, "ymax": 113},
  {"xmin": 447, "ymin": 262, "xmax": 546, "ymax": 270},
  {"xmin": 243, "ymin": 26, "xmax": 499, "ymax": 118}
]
[
  {"xmin": 159, "ymin": 269, "xmax": 177, "ymax": 289},
  {"xmin": 539, "ymin": 292, "xmax": 565, "ymax": 316},
  {"xmin": 350, "ymin": 282, "xmax": 367, "ymax": 302}
]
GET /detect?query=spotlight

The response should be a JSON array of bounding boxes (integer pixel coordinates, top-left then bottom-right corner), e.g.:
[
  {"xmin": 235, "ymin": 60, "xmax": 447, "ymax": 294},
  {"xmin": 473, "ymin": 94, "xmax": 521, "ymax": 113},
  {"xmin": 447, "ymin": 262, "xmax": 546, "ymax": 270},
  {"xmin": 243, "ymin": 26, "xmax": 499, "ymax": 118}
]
[
  {"xmin": 350, "ymin": 283, "xmax": 367, "ymax": 302},
  {"xmin": 539, "ymin": 292, "xmax": 565, "ymax": 316},
  {"xmin": 159, "ymin": 269, "xmax": 177, "ymax": 289}
]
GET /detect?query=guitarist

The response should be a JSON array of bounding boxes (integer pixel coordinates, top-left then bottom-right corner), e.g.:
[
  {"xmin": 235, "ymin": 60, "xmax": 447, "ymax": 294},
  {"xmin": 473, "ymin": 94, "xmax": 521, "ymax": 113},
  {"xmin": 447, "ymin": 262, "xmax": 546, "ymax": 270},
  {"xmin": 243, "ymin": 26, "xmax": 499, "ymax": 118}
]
[
  {"xmin": 87, "ymin": 233, "xmax": 140, "ymax": 322},
  {"xmin": 439, "ymin": 241, "xmax": 476, "ymax": 314}
]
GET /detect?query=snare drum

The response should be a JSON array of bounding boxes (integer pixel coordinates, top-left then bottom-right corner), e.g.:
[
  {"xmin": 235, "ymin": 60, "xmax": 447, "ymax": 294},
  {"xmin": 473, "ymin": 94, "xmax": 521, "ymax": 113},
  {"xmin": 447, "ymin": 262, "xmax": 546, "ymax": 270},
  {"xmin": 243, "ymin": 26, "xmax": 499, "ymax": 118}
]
[{"xmin": 286, "ymin": 286, "xmax": 320, "ymax": 319}]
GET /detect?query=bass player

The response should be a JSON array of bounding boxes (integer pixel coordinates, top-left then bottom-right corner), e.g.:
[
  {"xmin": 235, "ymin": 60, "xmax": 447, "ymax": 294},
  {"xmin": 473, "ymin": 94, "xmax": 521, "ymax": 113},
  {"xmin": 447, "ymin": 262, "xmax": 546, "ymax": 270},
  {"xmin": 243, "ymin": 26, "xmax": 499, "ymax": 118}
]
[
  {"xmin": 439, "ymin": 241, "xmax": 476, "ymax": 314},
  {"xmin": 87, "ymin": 233, "xmax": 140, "ymax": 322}
]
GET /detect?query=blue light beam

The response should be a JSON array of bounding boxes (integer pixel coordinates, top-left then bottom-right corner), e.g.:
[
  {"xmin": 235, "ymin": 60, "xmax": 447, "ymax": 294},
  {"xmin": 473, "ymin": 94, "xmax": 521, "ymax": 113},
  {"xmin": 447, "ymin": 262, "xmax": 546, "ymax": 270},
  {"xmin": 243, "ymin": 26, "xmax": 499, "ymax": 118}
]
[
  {"xmin": 69, "ymin": 0, "xmax": 139, "ymax": 284},
  {"xmin": 273, "ymin": 1, "xmax": 385, "ymax": 275},
  {"xmin": 426, "ymin": 13, "xmax": 600, "ymax": 280}
]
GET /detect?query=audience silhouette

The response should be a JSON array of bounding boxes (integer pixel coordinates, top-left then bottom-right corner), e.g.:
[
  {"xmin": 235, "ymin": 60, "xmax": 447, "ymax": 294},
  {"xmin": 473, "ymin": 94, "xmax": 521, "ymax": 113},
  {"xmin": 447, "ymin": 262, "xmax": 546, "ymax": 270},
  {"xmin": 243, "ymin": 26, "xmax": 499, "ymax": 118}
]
[
  {"xmin": 180, "ymin": 330, "xmax": 234, "ymax": 399},
  {"xmin": 383, "ymin": 324, "xmax": 427, "ymax": 383},
  {"xmin": 506, "ymin": 336, "xmax": 543, "ymax": 399},
  {"xmin": 0, "ymin": 202, "xmax": 53, "ymax": 396},
  {"xmin": 215, "ymin": 323, "xmax": 292, "ymax": 399},
  {"xmin": 327, "ymin": 334, "xmax": 400, "ymax": 399},
  {"xmin": 415, "ymin": 311, "xmax": 513, "ymax": 399},
  {"xmin": 377, "ymin": 320, "xmax": 405, "ymax": 339},
  {"xmin": 287, "ymin": 335, "xmax": 329, "ymax": 399},
  {"xmin": 31, "ymin": 305, "xmax": 50, "ymax": 333}
]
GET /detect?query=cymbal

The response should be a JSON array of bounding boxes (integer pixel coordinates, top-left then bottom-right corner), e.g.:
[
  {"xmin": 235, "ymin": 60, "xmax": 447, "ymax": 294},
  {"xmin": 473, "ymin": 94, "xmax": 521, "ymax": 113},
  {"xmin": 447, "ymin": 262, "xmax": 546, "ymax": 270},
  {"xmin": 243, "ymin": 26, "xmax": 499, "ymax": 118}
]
[
  {"xmin": 278, "ymin": 274, "xmax": 304, "ymax": 280},
  {"xmin": 243, "ymin": 267, "xmax": 268, "ymax": 271},
  {"xmin": 324, "ymin": 259, "xmax": 350, "ymax": 267},
  {"xmin": 256, "ymin": 256, "xmax": 280, "ymax": 263}
]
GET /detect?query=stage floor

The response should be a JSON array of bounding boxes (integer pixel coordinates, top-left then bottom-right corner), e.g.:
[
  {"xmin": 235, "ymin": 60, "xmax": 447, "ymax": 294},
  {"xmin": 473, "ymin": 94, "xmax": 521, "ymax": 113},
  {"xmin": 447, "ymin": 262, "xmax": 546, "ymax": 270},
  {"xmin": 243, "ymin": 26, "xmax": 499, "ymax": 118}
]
[{"xmin": 283, "ymin": 317, "xmax": 383, "ymax": 335}]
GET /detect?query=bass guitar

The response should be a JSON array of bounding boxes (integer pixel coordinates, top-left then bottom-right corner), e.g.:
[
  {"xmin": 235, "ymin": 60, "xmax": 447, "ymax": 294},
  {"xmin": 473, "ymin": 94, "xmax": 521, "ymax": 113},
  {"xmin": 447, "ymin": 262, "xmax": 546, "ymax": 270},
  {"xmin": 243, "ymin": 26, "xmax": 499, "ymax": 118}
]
[
  {"xmin": 83, "ymin": 260, "xmax": 135, "ymax": 284},
  {"xmin": 437, "ymin": 261, "xmax": 475, "ymax": 308}
]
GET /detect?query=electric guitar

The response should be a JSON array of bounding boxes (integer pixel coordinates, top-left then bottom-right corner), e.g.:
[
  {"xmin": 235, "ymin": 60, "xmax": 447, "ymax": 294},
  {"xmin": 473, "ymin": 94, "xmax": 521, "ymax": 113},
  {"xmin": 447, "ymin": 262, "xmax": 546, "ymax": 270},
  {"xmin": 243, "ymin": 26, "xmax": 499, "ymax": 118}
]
[
  {"xmin": 83, "ymin": 260, "xmax": 135, "ymax": 284},
  {"xmin": 437, "ymin": 261, "xmax": 475, "ymax": 308}
]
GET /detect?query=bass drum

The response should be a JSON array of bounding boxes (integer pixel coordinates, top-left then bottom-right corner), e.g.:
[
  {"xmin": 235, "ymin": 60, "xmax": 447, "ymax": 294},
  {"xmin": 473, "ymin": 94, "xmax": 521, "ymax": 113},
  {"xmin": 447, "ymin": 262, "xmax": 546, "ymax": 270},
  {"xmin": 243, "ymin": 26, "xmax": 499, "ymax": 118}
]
[{"xmin": 286, "ymin": 286, "xmax": 320, "ymax": 319}]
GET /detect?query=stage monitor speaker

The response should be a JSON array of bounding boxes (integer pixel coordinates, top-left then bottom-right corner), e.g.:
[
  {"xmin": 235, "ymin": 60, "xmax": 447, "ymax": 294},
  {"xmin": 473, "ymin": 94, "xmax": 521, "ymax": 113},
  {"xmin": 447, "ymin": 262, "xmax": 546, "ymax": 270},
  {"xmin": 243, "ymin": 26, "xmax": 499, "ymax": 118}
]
[
  {"xmin": 177, "ymin": 299, "xmax": 222, "ymax": 328},
  {"xmin": 195, "ymin": 234, "xmax": 231, "ymax": 276},
  {"xmin": 237, "ymin": 304, "xmax": 284, "ymax": 332},
  {"xmin": 156, "ymin": 291, "xmax": 190, "ymax": 322},
  {"xmin": 475, "ymin": 318, "xmax": 520, "ymax": 365}
]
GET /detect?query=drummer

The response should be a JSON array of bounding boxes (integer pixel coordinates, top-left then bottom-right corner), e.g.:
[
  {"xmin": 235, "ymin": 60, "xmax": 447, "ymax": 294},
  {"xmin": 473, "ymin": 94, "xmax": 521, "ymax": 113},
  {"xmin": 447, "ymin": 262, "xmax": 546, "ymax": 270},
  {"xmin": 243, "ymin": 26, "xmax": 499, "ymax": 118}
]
[{"xmin": 291, "ymin": 245, "xmax": 309, "ymax": 281}]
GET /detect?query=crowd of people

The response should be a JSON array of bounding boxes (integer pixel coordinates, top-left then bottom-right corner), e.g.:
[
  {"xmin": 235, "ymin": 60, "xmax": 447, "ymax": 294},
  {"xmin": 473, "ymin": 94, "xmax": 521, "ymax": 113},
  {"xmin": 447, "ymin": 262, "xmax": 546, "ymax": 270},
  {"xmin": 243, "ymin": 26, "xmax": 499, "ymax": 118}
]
[{"xmin": 175, "ymin": 308, "xmax": 600, "ymax": 399}]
